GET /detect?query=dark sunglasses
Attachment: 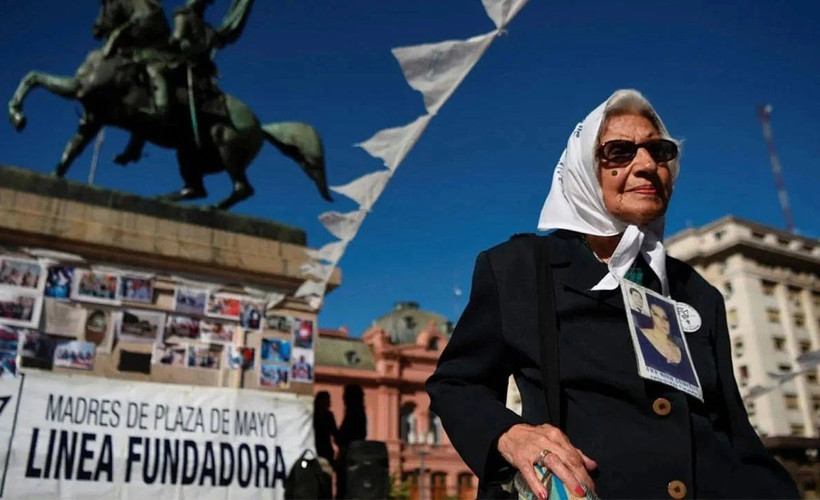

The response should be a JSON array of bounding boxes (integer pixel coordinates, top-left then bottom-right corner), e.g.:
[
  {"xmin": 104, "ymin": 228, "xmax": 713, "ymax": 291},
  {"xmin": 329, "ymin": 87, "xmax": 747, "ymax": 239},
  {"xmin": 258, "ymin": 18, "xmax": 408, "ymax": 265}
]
[{"xmin": 597, "ymin": 139, "xmax": 678, "ymax": 166}]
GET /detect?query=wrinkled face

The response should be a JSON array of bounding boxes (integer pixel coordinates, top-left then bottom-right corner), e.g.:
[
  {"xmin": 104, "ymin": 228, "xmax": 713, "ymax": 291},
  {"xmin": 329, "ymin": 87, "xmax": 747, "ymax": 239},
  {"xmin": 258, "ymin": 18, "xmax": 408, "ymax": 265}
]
[
  {"xmin": 597, "ymin": 114, "xmax": 673, "ymax": 226},
  {"xmin": 650, "ymin": 304, "xmax": 670, "ymax": 335}
]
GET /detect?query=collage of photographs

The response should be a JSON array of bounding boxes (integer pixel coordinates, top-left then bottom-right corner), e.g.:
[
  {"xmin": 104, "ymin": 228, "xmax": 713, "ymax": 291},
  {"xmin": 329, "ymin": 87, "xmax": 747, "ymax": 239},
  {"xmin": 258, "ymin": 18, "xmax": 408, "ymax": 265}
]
[{"xmin": 0, "ymin": 254, "xmax": 317, "ymax": 389}]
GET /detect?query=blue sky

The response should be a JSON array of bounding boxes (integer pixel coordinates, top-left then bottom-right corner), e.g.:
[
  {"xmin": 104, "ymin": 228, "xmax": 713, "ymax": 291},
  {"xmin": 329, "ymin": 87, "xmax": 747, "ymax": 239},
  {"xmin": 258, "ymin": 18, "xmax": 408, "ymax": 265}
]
[{"xmin": 1, "ymin": 1, "xmax": 818, "ymax": 336}]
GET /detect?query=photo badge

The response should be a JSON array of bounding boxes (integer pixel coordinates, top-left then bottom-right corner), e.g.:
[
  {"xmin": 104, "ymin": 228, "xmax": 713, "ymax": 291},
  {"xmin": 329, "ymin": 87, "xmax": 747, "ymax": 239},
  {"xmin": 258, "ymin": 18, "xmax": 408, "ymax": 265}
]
[{"xmin": 620, "ymin": 279, "xmax": 703, "ymax": 400}]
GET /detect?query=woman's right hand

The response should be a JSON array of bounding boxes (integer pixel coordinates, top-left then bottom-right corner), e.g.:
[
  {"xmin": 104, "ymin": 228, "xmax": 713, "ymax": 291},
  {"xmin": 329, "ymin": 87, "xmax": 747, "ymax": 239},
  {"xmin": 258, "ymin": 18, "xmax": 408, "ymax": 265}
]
[{"xmin": 497, "ymin": 423, "xmax": 597, "ymax": 499}]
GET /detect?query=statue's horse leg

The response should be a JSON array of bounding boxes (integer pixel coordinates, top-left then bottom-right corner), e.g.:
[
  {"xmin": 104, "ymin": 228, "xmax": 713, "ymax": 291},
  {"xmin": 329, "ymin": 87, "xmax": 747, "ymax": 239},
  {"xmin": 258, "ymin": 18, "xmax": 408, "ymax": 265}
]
[
  {"xmin": 54, "ymin": 116, "xmax": 102, "ymax": 178},
  {"xmin": 207, "ymin": 96, "xmax": 264, "ymax": 210},
  {"xmin": 156, "ymin": 147, "xmax": 209, "ymax": 202},
  {"xmin": 8, "ymin": 71, "xmax": 79, "ymax": 131}
]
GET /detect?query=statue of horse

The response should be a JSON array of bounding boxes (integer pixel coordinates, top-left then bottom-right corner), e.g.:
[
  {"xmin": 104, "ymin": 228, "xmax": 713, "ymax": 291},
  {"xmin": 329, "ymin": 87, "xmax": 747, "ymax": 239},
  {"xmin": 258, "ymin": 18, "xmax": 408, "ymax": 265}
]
[{"xmin": 7, "ymin": 0, "xmax": 331, "ymax": 211}]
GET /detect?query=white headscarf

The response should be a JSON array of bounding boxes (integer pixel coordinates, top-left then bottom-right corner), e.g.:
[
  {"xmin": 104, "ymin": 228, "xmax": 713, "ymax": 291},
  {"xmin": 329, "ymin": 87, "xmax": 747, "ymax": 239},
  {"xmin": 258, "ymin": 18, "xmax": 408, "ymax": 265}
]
[{"xmin": 537, "ymin": 89, "xmax": 679, "ymax": 296}]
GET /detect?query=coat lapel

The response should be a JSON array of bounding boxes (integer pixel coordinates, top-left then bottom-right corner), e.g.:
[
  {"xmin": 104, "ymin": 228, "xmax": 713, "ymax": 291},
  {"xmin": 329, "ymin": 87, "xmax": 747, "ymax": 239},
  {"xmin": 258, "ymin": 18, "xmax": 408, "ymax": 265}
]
[{"xmin": 549, "ymin": 231, "xmax": 625, "ymax": 312}]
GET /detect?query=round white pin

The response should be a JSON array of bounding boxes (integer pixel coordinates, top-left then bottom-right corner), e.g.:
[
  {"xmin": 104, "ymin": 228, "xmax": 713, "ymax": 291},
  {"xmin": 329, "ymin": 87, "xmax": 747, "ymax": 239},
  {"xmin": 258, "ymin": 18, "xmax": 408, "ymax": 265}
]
[{"xmin": 676, "ymin": 302, "xmax": 702, "ymax": 333}]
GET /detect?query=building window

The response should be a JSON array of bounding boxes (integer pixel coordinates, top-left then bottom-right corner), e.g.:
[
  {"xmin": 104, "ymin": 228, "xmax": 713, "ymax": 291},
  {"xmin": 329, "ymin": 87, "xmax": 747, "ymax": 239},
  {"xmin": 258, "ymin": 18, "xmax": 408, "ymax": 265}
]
[
  {"xmin": 767, "ymin": 308, "xmax": 781, "ymax": 323},
  {"xmin": 752, "ymin": 231, "xmax": 766, "ymax": 240},
  {"xmin": 807, "ymin": 372, "xmax": 818, "ymax": 385},
  {"xmin": 431, "ymin": 473, "xmax": 448, "ymax": 500},
  {"xmin": 728, "ymin": 309, "xmax": 738, "ymax": 329},
  {"xmin": 458, "ymin": 473, "xmax": 476, "ymax": 500},
  {"xmin": 738, "ymin": 365, "xmax": 749, "ymax": 386},
  {"xmin": 428, "ymin": 413, "xmax": 443, "ymax": 445},
  {"xmin": 812, "ymin": 396, "xmax": 820, "ymax": 411},
  {"xmin": 400, "ymin": 403, "xmax": 417, "ymax": 443},
  {"xmin": 773, "ymin": 336, "xmax": 786, "ymax": 351},
  {"xmin": 777, "ymin": 237, "xmax": 791, "ymax": 247},
  {"xmin": 762, "ymin": 281, "xmax": 776, "ymax": 296},
  {"xmin": 788, "ymin": 287, "xmax": 801, "ymax": 306},
  {"xmin": 714, "ymin": 230, "xmax": 725, "ymax": 241},
  {"xmin": 790, "ymin": 424, "xmax": 805, "ymax": 436},
  {"xmin": 732, "ymin": 338, "xmax": 744, "ymax": 357},
  {"xmin": 778, "ymin": 363, "xmax": 791, "ymax": 372},
  {"xmin": 746, "ymin": 400, "xmax": 756, "ymax": 416},
  {"xmin": 800, "ymin": 340, "xmax": 812, "ymax": 354},
  {"xmin": 403, "ymin": 315, "xmax": 417, "ymax": 330},
  {"xmin": 794, "ymin": 313, "xmax": 806, "ymax": 328},
  {"xmin": 724, "ymin": 281, "xmax": 733, "ymax": 298},
  {"xmin": 784, "ymin": 394, "xmax": 799, "ymax": 410}
]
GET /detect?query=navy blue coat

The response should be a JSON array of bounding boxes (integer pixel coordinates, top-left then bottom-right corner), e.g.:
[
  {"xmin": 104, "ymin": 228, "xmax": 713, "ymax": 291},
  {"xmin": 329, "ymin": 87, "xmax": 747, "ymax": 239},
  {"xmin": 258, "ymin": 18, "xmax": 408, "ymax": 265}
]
[{"xmin": 426, "ymin": 231, "xmax": 798, "ymax": 499}]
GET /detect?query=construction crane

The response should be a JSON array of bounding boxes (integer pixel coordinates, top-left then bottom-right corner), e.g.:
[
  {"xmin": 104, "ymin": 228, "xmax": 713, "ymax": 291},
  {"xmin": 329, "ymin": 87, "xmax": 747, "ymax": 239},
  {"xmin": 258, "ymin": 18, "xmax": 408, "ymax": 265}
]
[{"xmin": 757, "ymin": 105, "xmax": 796, "ymax": 233}]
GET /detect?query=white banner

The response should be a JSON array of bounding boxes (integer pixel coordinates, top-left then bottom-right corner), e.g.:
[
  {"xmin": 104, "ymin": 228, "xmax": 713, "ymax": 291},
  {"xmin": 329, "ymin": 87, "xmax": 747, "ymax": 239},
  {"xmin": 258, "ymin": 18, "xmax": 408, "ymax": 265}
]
[
  {"xmin": 481, "ymin": 0, "xmax": 530, "ymax": 29},
  {"xmin": 330, "ymin": 171, "xmax": 392, "ymax": 211},
  {"xmin": 392, "ymin": 32, "xmax": 495, "ymax": 115},
  {"xmin": 0, "ymin": 372, "xmax": 313, "ymax": 499},
  {"xmin": 356, "ymin": 115, "xmax": 432, "ymax": 172}
]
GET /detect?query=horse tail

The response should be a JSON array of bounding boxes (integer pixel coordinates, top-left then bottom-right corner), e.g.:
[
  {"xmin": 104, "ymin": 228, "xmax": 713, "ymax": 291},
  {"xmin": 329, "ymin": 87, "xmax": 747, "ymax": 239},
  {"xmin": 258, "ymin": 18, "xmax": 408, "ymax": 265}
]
[{"xmin": 262, "ymin": 122, "xmax": 332, "ymax": 201}]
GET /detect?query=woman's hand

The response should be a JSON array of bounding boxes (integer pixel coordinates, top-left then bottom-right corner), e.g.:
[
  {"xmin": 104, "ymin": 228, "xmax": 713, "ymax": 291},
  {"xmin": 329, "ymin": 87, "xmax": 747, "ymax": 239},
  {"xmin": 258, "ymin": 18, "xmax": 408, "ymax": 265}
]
[{"xmin": 497, "ymin": 423, "xmax": 597, "ymax": 499}]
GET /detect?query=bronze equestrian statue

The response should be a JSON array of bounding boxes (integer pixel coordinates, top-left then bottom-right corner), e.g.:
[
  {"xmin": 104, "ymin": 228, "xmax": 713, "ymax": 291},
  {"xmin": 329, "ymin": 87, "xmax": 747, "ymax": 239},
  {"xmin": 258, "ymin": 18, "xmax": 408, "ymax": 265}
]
[{"xmin": 8, "ymin": 0, "xmax": 332, "ymax": 211}]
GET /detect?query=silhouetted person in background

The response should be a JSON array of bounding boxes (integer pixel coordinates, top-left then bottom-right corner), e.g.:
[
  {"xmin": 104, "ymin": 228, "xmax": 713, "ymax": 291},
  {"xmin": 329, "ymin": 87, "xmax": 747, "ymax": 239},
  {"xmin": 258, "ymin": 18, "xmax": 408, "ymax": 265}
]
[
  {"xmin": 335, "ymin": 384, "xmax": 366, "ymax": 499},
  {"xmin": 314, "ymin": 391, "xmax": 338, "ymax": 465}
]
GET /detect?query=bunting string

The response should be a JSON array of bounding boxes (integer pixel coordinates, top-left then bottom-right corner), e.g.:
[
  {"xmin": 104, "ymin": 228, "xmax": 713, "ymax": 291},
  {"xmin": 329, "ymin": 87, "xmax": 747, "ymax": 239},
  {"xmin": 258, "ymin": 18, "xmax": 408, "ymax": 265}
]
[{"xmin": 294, "ymin": 0, "xmax": 531, "ymax": 310}]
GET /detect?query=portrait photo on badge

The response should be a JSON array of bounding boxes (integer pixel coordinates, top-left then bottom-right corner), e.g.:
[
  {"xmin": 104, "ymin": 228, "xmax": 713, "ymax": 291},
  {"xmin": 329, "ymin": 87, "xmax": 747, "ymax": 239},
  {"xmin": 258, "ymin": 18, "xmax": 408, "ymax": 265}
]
[{"xmin": 620, "ymin": 281, "xmax": 703, "ymax": 400}]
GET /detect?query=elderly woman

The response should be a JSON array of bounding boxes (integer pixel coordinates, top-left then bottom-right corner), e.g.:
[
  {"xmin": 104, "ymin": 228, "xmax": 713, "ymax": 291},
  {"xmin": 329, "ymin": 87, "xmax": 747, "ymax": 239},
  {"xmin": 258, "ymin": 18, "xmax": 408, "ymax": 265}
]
[{"xmin": 426, "ymin": 90, "xmax": 798, "ymax": 499}]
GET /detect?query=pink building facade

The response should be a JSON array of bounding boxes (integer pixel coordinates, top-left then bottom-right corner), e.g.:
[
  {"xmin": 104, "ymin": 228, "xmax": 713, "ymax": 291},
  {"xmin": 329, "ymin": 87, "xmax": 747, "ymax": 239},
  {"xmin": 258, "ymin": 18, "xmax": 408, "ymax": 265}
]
[{"xmin": 315, "ymin": 302, "xmax": 477, "ymax": 500}]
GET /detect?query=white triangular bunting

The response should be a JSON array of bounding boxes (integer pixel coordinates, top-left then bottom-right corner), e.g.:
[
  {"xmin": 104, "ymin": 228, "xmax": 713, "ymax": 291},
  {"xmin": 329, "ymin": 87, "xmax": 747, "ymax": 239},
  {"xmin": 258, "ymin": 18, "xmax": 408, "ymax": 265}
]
[
  {"xmin": 357, "ymin": 115, "xmax": 432, "ymax": 172},
  {"xmin": 305, "ymin": 240, "xmax": 347, "ymax": 264},
  {"xmin": 265, "ymin": 293, "xmax": 286, "ymax": 311},
  {"xmin": 481, "ymin": 0, "xmax": 530, "ymax": 29},
  {"xmin": 307, "ymin": 296, "xmax": 323, "ymax": 310},
  {"xmin": 294, "ymin": 279, "xmax": 326, "ymax": 299},
  {"xmin": 392, "ymin": 32, "xmax": 495, "ymax": 115},
  {"xmin": 330, "ymin": 170, "xmax": 391, "ymax": 211},
  {"xmin": 319, "ymin": 209, "xmax": 367, "ymax": 241},
  {"xmin": 299, "ymin": 260, "xmax": 335, "ymax": 282}
]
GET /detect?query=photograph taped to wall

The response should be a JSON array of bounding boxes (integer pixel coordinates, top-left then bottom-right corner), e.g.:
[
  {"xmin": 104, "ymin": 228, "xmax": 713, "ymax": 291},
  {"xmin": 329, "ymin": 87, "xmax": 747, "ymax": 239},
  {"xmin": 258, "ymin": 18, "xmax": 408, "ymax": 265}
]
[
  {"xmin": 53, "ymin": 340, "xmax": 95, "ymax": 370},
  {"xmin": 0, "ymin": 324, "xmax": 22, "ymax": 378},
  {"xmin": 239, "ymin": 298, "xmax": 265, "ymax": 331},
  {"xmin": 293, "ymin": 318, "xmax": 314, "ymax": 349},
  {"xmin": 620, "ymin": 279, "xmax": 703, "ymax": 400},
  {"xmin": 261, "ymin": 338, "xmax": 291, "ymax": 363},
  {"xmin": 71, "ymin": 269, "xmax": 120, "ymax": 305},
  {"xmin": 259, "ymin": 362, "xmax": 289, "ymax": 389},
  {"xmin": 186, "ymin": 344, "xmax": 222, "ymax": 370},
  {"xmin": 291, "ymin": 347, "xmax": 314, "ymax": 383},
  {"xmin": 173, "ymin": 287, "xmax": 207, "ymax": 316},
  {"xmin": 206, "ymin": 292, "xmax": 242, "ymax": 320},
  {"xmin": 0, "ymin": 288, "xmax": 42, "ymax": 329},
  {"xmin": 199, "ymin": 319, "xmax": 236, "ymax": 344},
  {"xmin": 42, "ymin": 299, "xmax": 85, "ymax": 338},
  {"xmin": 266, "ymin": 314, "xmax": 292, "ymax": 332},
  {"xmin": 84, "ymin": 309, "xmax": 114, "ymax": 353},
  {"xmin": 115, "ymin": 309, "xmax": 165, "ymax": 343},
  {"xmin": 0, "ymin": 257, "xmax": 44, "ymax": 292},
  {"xmin": 153, "ymin": 343, "xmax": 187, "ymax": 367},
  {"xmin": 164, "ymin": 315, "xmax": 200, "ymax": 342},
  {"xmin": 226, "ymin": 346, "xmax": 255, "ymax": 370},
  {"xmin": 20, "ymin": 331, "xmax": 59, "ymax": 370},
  {"xmin": 119, "ymin": 276, "xmax": 154, "ymax": 304},
  {"xmin": 44, "ymin": 266, "xmax": 73, "ymax": 298}
]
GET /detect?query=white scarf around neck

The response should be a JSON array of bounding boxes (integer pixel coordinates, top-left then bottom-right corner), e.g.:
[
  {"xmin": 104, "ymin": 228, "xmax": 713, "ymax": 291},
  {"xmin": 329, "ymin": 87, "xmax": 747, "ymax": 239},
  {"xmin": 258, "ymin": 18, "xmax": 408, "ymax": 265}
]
[{"xmin": 537, "ymin": 89, "xmax": 678, "ymax": 296}]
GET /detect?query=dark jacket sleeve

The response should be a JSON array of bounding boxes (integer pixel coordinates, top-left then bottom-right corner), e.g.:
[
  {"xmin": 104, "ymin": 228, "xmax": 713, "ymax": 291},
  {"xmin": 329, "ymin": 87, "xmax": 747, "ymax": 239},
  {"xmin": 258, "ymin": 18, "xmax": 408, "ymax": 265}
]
[
  {"xmin": 712, "ymin": 290, "xmax": 800, "ymax": 498},
  {"xmin": 426, "ymin": 251, "xmax": 526, "ymax": 483}
]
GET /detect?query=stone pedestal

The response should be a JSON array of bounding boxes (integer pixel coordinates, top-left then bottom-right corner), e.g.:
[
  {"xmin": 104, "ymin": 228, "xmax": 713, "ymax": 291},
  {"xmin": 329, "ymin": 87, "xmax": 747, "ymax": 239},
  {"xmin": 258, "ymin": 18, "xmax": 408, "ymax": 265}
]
[{"xmin": 0, "ymin": 165, "xmax": 338, "ymax": 395}]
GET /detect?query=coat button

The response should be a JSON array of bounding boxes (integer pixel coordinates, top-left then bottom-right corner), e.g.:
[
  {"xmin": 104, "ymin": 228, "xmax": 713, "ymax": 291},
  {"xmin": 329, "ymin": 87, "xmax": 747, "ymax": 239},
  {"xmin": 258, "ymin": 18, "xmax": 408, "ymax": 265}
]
[
  {"xmin": 668, "ymin": 480, "xmax": 687, "ymax": 499},
  {"xmin": 653, "ymin": 397, "xmax": 672, "ymax": 416}
]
